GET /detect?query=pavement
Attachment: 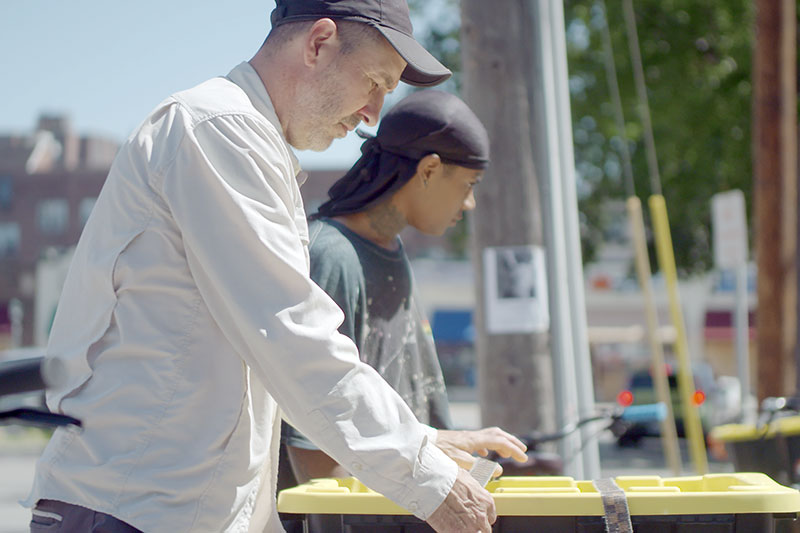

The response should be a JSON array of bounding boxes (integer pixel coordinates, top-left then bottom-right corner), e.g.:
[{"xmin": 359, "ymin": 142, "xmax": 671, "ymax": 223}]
[
  {"xmin": 0, "ymin": 403, "xmax": 736, "ymax": 533},
  {"xmin": 0, "ymin": 427, "xmax": 47, "ymax": 533}
]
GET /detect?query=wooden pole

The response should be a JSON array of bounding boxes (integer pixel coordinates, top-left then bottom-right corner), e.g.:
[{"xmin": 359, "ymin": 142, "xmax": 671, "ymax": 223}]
[
  {"xmin": 460, "ymin": 0, "xmax": 555, "ymax": 436},
  {"xmin": 754, "ymin": 0, "xmax": 797, "ymax": 400}
]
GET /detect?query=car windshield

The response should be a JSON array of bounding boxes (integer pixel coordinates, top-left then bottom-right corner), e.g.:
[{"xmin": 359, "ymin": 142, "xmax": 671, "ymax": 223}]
[{"xmin": 629, "ymin": 370, "xmax": 703, "ymax": 390}]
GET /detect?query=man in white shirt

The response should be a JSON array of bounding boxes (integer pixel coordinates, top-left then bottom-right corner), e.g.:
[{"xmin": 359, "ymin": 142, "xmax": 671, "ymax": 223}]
[{"xmin": 25, "ymin": 1, "xmax": 525, "ymax": 532}]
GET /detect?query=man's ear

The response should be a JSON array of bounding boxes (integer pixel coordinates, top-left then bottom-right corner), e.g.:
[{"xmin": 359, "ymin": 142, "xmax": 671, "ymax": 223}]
[
  {"xmin": 302, "ymin": 18, "xmax": 338, "ymax": 68},
  {"xmin": 415, "ymin": 154, "xmax": 443, "ymax": 187}
]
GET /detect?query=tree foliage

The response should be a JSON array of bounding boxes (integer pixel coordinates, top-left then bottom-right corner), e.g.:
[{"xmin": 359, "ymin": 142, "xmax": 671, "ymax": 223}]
[
  {"xmin": 411, "ymin": 0, "xmax": 755, "ymax": 273},
  {"xmin": 566, "ymin": 0, "xmax": 753, "ymax": 273}
]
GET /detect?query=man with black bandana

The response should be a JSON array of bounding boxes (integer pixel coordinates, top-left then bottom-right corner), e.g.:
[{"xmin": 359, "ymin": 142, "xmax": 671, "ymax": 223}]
[{"xmin": 283, "ymin": 90, "xmax": 519, "ymax": 485}]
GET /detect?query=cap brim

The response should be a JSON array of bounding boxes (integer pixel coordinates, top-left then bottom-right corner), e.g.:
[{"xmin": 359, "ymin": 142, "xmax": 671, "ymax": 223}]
[{"xmin": 373, "ymin": 25, "xmax": 452, "ymax": 87}]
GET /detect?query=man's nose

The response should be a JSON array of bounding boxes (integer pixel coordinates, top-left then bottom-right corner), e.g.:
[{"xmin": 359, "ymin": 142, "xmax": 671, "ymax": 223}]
[
  {"xmin": 357, "ymin": 91, "xmax": 385, "ymax": 126},
  {"xmin": 463, "ymin": 189, "xmax": 477, "ymax": 211}
]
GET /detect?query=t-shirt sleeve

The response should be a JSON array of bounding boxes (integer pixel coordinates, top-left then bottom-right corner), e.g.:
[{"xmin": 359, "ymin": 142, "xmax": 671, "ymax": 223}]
[{"xmin": 308, "ymin": 232, "xmax": 363, "ymax": 346}]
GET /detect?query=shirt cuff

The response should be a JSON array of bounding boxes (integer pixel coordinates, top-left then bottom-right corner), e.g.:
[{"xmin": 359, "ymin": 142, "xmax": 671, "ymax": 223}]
[
  {"xmin": 401, "ymin": 435, "xmax": 458, "ymax": 520},
  {"xmin": 423, "ymin": 424, "xmax": 439, "ymax": 445}
]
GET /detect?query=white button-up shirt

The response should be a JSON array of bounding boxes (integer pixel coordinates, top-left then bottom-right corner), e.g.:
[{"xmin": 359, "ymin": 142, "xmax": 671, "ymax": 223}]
[{"xmin": 24, "ymin": 62, "xmax": 457, "ymax": 533}]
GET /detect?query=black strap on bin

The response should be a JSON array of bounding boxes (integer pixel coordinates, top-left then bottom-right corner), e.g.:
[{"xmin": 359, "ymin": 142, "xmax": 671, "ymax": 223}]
[{"xmin": 593, "ymin": 478, "xmax": 633, "ymax": 533}]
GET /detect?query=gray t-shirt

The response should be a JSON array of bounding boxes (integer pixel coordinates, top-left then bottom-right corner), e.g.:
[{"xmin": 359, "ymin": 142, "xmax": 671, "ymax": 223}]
[{"xmin": 284, "ymin": 218, "xmax": 452, "ymax": 450}]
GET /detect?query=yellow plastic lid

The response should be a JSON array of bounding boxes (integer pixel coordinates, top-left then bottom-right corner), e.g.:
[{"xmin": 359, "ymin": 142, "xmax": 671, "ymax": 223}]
[
  {"xmin": 710, "ymin": 416, "xmax": 800, "ymax": 442},
  {"xmin": 277, "ymin": 473, "xmax": 800, "ymax": 516}
]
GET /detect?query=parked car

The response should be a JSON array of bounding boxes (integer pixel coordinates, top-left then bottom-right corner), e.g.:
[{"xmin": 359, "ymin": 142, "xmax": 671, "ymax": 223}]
[{"xmin": 615, "ymin": 362, "xmax": 738, "ymax": 447}]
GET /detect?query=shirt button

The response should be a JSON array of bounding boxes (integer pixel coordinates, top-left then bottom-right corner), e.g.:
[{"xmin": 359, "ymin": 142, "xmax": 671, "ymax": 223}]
[
  {"xmin": 408, "ymin": 501, "xmax": 419, "ymax": 512},
  {"xmin": 351, "ymin": 462, "xmax": 363, "ymax": 472}
]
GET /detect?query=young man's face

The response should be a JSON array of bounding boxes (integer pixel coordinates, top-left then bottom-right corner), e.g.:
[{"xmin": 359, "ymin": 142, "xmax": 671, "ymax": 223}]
[
  {"xmin": 406, "ymin": 165, "xmax": 483, "ymax": 236},
  {"xmin": 290, "ymin": 30, "xmax": 406, "ymax": 151}
]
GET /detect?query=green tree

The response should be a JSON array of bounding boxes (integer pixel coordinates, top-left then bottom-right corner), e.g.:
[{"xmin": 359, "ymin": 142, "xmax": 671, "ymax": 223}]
[
  {"xmin": 411, "ymin": 0, "xmax": 755, "ymax": 273},
  {"xmin": 566, "ymin": 0, "xmax": 753, "ymax": 273}
]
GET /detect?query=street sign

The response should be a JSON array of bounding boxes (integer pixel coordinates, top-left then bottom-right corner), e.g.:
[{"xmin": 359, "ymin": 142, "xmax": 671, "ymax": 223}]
[{"xmin": 711, "ymin": 190, "xmax": 748, "ymax": 269}]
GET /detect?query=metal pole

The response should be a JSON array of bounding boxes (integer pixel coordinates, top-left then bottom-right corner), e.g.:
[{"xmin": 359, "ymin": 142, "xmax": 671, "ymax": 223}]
[
  {"xmin": 621, "ymin": 0, "xmax": 661, "ymax": 196},
  {"xmin": 735, "ymin": 264, "xmax": 755, "ymax": 421},
  {"xmin": 527, "ymin": 0, "xmax": 583, "ymax": 479},
  {"xmin": 547, "ymin": 0, "xmax": 600, "ymax": 479}
]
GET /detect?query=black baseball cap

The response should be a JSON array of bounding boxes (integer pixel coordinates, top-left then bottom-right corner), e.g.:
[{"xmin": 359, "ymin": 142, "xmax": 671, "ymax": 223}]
[{"xmin": 270, "ymin": 0, "xmax": 452, "ymax": 87}]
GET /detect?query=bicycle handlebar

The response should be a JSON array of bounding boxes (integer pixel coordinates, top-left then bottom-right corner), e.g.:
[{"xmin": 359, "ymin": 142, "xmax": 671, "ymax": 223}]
[
  {"xmin": 0, "ymin": 355, "xmax": 81, "ymax": 429},
  {"xmin": 761, "ymin": 396, "xmax": 800, "ymax": 413},
  {"xmin": 522, "ymin": 402, "xmax": 667, "ymax": 447},
  {"xmin": 0, "ymin": 357, "xmax": 48, "ymax": 397},
  {"xmin": 618, "ymin": 402, "xmax": 667, "ymax": 423}
]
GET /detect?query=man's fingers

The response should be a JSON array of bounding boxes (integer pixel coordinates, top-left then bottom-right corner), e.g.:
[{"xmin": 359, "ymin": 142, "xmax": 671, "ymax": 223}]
[
  {"xmin": 426, "ymin": 468, "xmax": 498, "ymax": 533},
  {"xmin": 492, "ymin": 463, "xmax": 503, "ymax": 478},
  {"xmin": 486, "ymin": 493, "xmax": 497, "ymax": 524},
  {"xmin": 453, "ymin": 449, "xmax": 477, "ymax": 471},
  {"xmin": 509, "ymin": 444, "xmax": 529, "ymax": 463},
  {"xmin": 489, "ymin": 439, "xmax": 528, "ymax": 462},
  {"xmin": 475, "ymin": 428, "xmax": 528, "ymax": 462}
]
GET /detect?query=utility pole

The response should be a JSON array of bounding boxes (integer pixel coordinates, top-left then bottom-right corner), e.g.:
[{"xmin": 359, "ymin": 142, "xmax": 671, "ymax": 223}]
[
  {"xmin": 460, "ymin": 0, "xmax": 555, "ymax": 438},
  {"xmin": 461, "ymin": 1, "xmax": 599, "ymax": 479},
  {"xmin": 754, "ymin": 0, "xmax": 797, "ymax": 400}
]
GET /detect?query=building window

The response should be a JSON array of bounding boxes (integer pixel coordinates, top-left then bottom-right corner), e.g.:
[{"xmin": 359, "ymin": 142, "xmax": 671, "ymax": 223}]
[
  {"xmin": 37, "ymin": 198, "xmax": 69, "ymax": 236},
  {"xmin": 0, "ymin": 223, "xmax": 20, "ymax": 257},
  {"xmin": 79, "ymin": 197, "xmax": 97, "ymax": 227},
  {"xmin": 0, "ymin": 177, "xmax": 13, "ymax": 210}
]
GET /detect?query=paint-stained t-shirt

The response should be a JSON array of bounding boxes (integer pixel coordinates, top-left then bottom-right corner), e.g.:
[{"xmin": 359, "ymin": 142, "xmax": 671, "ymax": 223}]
[{"xmin": 285, "ymin": 217, "xmax": 452, "ymax": 450}]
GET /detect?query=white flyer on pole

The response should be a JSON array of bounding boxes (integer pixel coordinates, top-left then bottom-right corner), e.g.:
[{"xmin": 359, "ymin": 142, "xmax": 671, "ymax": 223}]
[
  {"xmin": 711, "ymin": 189, "xmax": 748, "ymax": 269},
  {"xmin": 483, "ymin": 245, "xmax": 549, "ymax": 334}
]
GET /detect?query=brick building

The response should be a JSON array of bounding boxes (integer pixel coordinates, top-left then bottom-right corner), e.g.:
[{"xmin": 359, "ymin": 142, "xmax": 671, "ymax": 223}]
[
  {"xmin": 0, "ymin": 115, "xmax": 118, "ymax": 346},
  {"xmin": 0, "ymin": 116, "xmax": 459, "ymax": 348}
]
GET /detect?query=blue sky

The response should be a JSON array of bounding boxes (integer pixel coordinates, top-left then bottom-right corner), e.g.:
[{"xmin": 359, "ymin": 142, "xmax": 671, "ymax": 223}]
[{"xmin": 0, "ymin": 0, "xmax": 429, "ymax": 169}]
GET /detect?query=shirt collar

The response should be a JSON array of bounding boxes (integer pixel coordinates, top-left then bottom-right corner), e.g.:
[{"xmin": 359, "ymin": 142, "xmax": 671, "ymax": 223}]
[{"xmin": 226, "ymin": 61, "xmax": 305, "ymax": 183}]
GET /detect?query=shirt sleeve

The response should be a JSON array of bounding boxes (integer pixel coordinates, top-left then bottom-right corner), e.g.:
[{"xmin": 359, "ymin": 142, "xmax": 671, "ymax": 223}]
[
  {"xmin": 284, "ymin": 226, "xmax": 363, "ymax": 452},
  {"xmin": 157, "ymin": 110, "xmax": 457, "ymax": 519}
]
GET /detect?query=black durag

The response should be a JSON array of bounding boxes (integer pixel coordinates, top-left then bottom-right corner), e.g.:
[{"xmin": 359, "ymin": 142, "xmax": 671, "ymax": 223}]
[{"xmin": 315, "ymin": 89, "xmax": 490, "ymax": 218}]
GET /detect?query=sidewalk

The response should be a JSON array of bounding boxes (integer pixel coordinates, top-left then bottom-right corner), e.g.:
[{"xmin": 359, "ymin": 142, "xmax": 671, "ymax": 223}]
[{"xmin": 0, "ymin": 428, "xmax": 47, "ymax": 533}]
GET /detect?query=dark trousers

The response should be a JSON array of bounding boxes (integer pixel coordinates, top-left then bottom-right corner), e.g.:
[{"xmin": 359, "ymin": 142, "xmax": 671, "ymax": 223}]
[{"xmin": 30, "ymin": 499, "xmax": 142, "ymax": 532}]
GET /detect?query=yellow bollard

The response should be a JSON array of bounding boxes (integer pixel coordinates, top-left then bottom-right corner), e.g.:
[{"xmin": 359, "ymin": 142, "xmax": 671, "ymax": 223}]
[
  {"xmin": 648, "ymin": 194, "xmax": 709, "ymax": 474},
  {"xmin": 627, "ymin": 196, "xmax": 683, "ymax": 475}
]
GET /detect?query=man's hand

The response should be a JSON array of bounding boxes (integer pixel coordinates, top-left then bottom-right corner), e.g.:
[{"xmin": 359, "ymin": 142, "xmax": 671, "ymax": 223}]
[
  {"xmin": 426, "ymin": 467, "xmax": 497, "ymax": 533},
  {"xmin": 435, "ymin": 427, "xmax": 527, "ymax": 477}
]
